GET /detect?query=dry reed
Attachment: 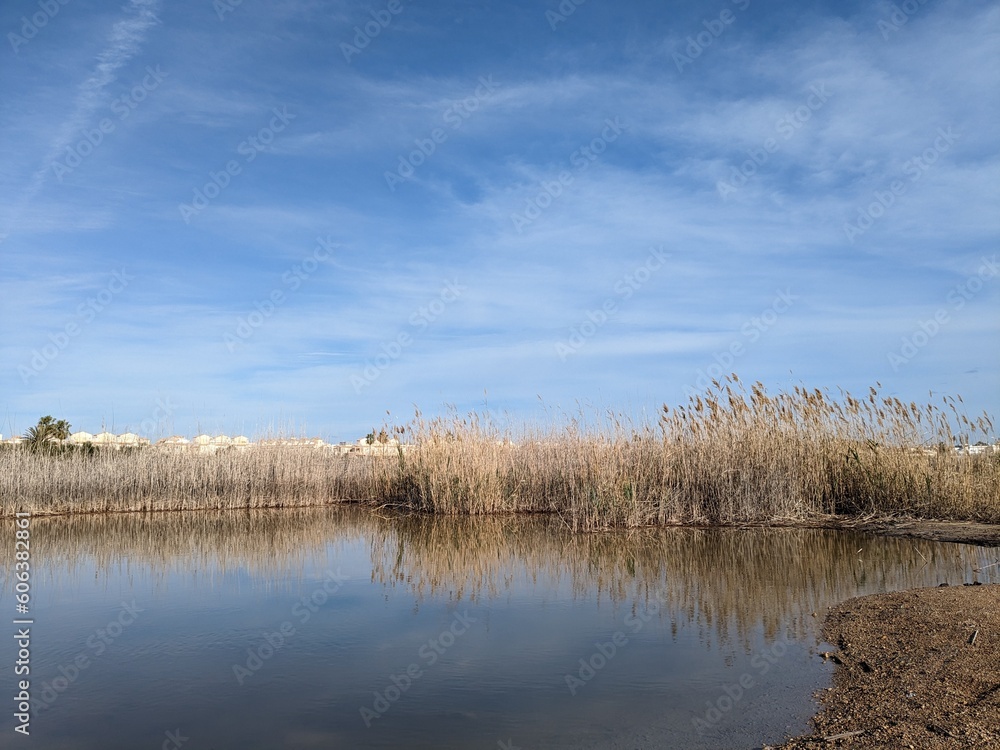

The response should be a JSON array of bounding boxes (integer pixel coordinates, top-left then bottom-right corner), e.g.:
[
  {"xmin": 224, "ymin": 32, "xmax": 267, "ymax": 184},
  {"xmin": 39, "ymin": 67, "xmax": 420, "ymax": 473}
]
[{"xmin": 2, "ymin": 377, "xmax": 997, "ymax": 528}]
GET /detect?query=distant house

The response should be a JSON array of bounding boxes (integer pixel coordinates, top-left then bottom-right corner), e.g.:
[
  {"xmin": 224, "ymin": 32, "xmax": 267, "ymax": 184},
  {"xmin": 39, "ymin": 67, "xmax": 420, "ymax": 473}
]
[
  {"xmin": 156, "ymin": 436, "xmax": 191, "ymax": 450},
  {"xmin": 257, "ymin": 437, "xmax": 326, "ymax": 449},
  {"xmin": 230, "ymin": 436, "xmax": 251, "ymax": 451},
  {"xmin": 20, "ymin": 429, "xmax": 409, "ymax": 455},
  {"xmin": 297, "ymin": 437, "xmax": 327, "ymax": 448},
  {"xmin": 352, "ymin": 436, "xmax": 403, "ymax": 456},
  {"xmin": 190, "ymin": 434, "xmax": 219, "ymax": 453},
  {"xmin": 965, "ymin": 442, "xmax": 999, "ymax": 455},
  {"xmin": 116, "ymin": 433, "xmax": 149, "ymax": 447}
]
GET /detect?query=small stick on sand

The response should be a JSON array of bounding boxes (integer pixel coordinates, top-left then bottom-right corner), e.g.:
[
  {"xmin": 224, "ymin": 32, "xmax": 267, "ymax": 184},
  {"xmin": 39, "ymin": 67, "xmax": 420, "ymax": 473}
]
[{"xmin": 823, "ymin": 730, "xmax": 865, "ymax": 741}]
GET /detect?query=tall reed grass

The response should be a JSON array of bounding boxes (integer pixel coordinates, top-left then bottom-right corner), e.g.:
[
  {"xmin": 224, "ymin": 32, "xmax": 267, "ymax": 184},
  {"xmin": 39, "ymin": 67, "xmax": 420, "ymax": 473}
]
[{"xmin": 2, "ymin": 377, "xmax": 997, "ymax": 528}]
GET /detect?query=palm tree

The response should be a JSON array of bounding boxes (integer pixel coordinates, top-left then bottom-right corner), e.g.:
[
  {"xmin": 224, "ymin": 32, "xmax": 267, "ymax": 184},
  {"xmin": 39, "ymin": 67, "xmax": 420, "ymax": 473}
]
[{"xmin": 23, "ymin": 415, "xmax": 72, "ymax": 451}]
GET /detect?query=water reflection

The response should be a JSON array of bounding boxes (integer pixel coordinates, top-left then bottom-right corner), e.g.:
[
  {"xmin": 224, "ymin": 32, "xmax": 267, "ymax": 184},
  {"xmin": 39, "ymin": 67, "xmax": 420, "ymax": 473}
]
[
  {"xmin": 368, "ymin": 513, "xmax": 996, "ymax": 646},
  {"xmin": 7, "ymin": 507, "xmax": 996, "ymax": 647},
  {"xmin": 2, "ymin": 507, "xmax": 997, "ymax": 749}
]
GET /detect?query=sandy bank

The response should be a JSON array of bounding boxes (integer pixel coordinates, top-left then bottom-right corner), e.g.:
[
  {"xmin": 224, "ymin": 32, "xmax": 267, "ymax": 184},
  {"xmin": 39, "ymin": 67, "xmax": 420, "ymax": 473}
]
[{"xmin": 772, "ymin": 584, "xmax": 1000, "ymax": 748}]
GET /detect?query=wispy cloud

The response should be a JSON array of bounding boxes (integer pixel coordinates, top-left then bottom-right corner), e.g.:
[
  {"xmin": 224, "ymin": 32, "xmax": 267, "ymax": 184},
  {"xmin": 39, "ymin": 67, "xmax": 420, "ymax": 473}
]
[
  {"xmin": 1, "ymin": 0, "xmax": 997, "ymax": 441},
  {"xmin": 1, "ymin": 0, "xmax": 160, "ymax": 242}
]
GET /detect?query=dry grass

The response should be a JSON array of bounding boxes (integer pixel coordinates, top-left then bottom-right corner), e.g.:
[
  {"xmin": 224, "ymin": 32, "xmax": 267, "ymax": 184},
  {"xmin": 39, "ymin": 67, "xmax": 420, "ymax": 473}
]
[
  {"xmin": 0, "ymin": 442, "xmax": 378, "ymax": 516},
  {"xmin": 2, "ymin": 377, "xmax": 997, "ymax": 528}
]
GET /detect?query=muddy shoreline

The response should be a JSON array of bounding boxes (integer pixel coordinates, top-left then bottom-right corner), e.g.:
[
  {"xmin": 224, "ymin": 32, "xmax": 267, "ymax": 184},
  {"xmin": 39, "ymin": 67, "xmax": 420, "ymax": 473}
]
[
  {"xmin": 764, "ymin": 517, "xmax": 1000, "ymax": 748},
  {"xmin": 770, "ymin": 584, "xmax": 1000, "ymax": 748}
]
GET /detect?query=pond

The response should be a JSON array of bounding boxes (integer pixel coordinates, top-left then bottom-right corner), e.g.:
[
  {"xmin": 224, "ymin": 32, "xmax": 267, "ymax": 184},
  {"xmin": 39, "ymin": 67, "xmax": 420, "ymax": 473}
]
[{"xmin": 2, "ymin": 506, "xmax": 998, "ymax": 749}]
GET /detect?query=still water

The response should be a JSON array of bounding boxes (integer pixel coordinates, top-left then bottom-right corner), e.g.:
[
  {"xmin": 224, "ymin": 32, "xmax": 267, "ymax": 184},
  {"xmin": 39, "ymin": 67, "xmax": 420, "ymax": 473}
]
[{"xmin": 2, "ymin": 506, "xmax": 998, "ymax": 749}]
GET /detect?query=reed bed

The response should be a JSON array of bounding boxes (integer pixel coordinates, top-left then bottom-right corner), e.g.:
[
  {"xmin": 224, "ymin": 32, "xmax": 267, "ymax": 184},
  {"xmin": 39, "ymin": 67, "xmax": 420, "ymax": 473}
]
[
  {"xmin": 2, "ymin": 377, "xmax": 997, "ymax": 528},
  {"xmin": 1, "ymin": 442, "xmax": 376, "ymax": 516}
]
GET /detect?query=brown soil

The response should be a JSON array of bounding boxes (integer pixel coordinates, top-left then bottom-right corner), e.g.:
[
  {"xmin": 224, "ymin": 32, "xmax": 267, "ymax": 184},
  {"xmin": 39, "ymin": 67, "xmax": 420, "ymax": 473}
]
[{"xmin": 772, "ymin": 584, "xmax": 1000, "ymax": 749}]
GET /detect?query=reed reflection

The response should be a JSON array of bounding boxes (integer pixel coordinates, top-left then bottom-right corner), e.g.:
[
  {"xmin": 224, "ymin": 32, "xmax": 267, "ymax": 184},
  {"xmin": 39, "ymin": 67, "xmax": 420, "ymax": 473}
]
[{"xmin": 5, "ymin": 507, "xmax": 997, "ymax": 648}]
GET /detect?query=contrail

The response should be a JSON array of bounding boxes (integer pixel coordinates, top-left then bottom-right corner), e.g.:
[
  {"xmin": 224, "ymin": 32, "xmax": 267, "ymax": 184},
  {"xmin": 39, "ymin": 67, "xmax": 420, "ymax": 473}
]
[{"xmin": 0, "ymin": 0, "xmax": 160, "ymax": 244}]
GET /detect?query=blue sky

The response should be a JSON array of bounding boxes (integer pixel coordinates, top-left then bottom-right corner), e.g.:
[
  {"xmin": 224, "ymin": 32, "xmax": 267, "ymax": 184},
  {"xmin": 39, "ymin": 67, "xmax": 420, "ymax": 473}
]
[{"xmin": 1, "ymin": 0, "xmax": 998, "ymax": 442}]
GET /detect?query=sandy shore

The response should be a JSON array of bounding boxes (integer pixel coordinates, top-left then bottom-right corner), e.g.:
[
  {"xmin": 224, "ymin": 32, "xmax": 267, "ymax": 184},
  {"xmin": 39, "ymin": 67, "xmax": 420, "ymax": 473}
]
[{"xmin": 771, "ymin": 584, "xmax": 1000, "ymax": 748}]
